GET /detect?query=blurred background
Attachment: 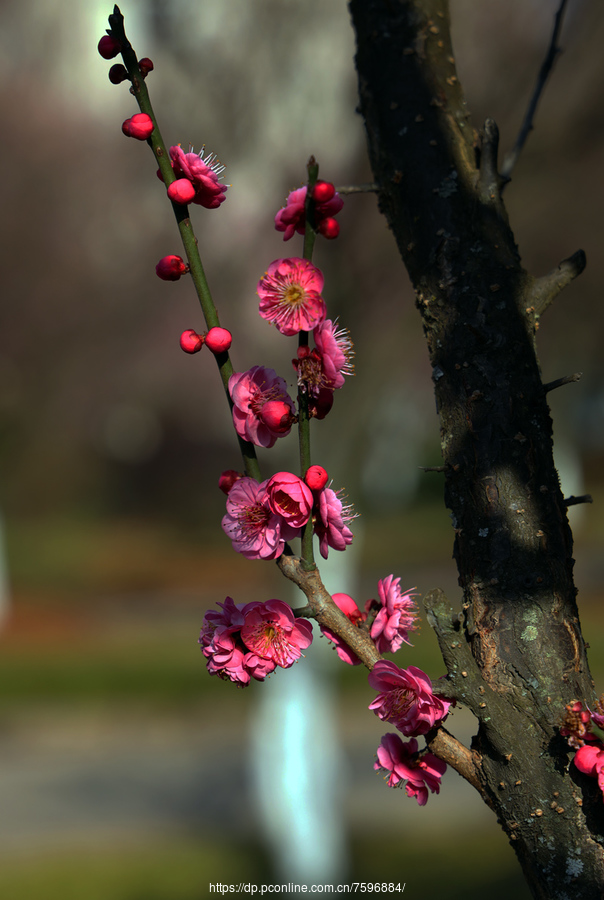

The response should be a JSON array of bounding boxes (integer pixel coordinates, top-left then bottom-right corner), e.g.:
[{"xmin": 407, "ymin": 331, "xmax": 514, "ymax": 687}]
[{"xmin": 1, "ymin": 0, "xmax": 603, "ymax": 897}]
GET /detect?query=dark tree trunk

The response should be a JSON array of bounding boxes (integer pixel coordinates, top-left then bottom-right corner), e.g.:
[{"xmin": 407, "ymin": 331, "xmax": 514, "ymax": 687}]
[{"xmin": 348, "ymin": 1, "xmax": 604, "ymax": 896}]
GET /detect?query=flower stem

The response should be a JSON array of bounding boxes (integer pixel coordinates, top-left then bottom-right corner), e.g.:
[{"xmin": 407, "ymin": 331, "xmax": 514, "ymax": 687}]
[
  {"xmin": 297, "ymin": 157, "xmax": 320, "ymax": 570},
  {"xmin": 106, "ymin": 6, "xmax": 261, "ymax": 482}
]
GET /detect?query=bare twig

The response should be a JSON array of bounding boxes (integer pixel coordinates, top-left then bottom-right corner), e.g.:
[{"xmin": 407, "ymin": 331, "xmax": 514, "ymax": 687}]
[
  {"xmin": 529, "ymin": 249, "xmax": 586, "ymax": 316},
  {"xmin": 543, "ymin": 372, "xmax": 582, "ymax": 393},
  {"xmin": 501, "ymin": 0, "xmax": 569, "ymax": 183},
  {"xmin": 564, "ymin": 494, "xmax": 593, "ymax": 508}
]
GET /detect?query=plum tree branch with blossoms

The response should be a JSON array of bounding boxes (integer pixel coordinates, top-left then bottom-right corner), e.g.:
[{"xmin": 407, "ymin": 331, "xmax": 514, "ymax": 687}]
[
  {"xmin": 99, "ymin": 2, "xmax": 604, "ymax": 897},
  {"xmin": 101, "ymin": 2, "xmax": 456, "ymax": 813}
]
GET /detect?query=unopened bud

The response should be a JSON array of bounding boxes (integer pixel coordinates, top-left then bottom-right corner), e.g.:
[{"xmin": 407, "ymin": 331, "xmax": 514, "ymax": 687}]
[
  {"xmin": 219, "ymin": 470, "xmax": 242, "ymax": 494},
  {"xmin": 259, "ymin": 400, "xmax": 293, "ymax": 434},
  {"xmin": 108, "ymin": 64, "xmax": 129, "ymax": 85},
  {"xmin": 179, "ymin": 329, "xmax": 204, "ymax": 354},
  {"xmin": 122, "ymin": 113, "xmax": 154, "ymax": 140},
  {"xmin": 205, "ymin": 326, "xmax": 232, "ymax": 354},
  {"xmin": 167, "ymin": 178, "xmax": 196, "ymax": 205},
  {"xmin": 318, "ymin": 217, "xmax": 340, "ymax": 239},
  {"xmin": 305, "ymin": 465, "xmax": 329, "ymax": 491},
  {"xmin": 98, "ymin": 35, "xmax": 121, "ymax": 59},
  {"xmin": 156, "ymin": 255, "xmax": 188, "ymax": 281},
  {"xmin": 138, "ymin": 57, "xmax": 154, "ymax": 77},
  {"xmin": 312, "ymin": 181, "xmax": 336, "ymax": 203}
]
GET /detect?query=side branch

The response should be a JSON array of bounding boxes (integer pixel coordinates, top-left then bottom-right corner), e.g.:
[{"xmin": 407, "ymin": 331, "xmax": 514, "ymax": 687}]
[
  {"xmin": 529, "ymin": 249, "xmax": 586, "ymax": 316},
  {"xmin": 277, "ymin": 554, "xmax": 381, "ymax": 669},
  {"xmin": 501, "ymin": 0, "xmax": 569, "ymax": 182},
  {"xmin": 425, "ymin": 726, "xmax": 487, "ymax": 801}
]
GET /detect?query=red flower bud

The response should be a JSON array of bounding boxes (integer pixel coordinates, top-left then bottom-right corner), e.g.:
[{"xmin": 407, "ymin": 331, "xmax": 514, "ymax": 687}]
[
  {"xmin": 167, "ymin": 178, "xmax": 196, "ymax": 205},
  {"xmin": 179, "ymin": 329, "xmax": 204, "ymax": 353},
  {"xmin": 205, "ymin": 327, "xmax": 232, "ymax": 354},
  {"xmin": 156, "ymin": 255, "xmax": 188, "ymax": 281},
  {"xmin": 259, "ymin": 400, "xmax": 294, "ymax": 434},
  {"xmin": 318, "ymin": 217, "xmax": 340, "ymax": 239},
  {"xmin": 312, "ymin": 180, "xmax": 336, "ymax": 203},
  {"xmin": 138, "ymin": 57, "xmax": 154, "ymax": 77},
  {"xmin": 98, "ymin": 35, "xmax": 121, "ymax": 59},
  {"xmin": 108, "ymin": 64, "xmax": 129, "ymax": 85},
  {"xmin": 219, "ymin": 469, "xmax": 242, "ymax": 495},
  {"xmin": 122, "ymin": 113, "xmax": 154, "ymax": 140},
  {"xmin": 305, "ymin": 465, "xmax": 329, "ymax": 491}
]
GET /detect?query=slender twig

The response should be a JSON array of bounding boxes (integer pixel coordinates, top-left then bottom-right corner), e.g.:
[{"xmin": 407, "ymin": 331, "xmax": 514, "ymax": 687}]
[
  {"xmin": 564, "ymin": 495, "xmax": 593, "ymax": 508},
  {"xmin": 501, "ymin": 0, "xmax": 569, "ymax": 183},
  {"xmin": 296, "ymin": 157, "xmax": 320, "ymax": 571},
  {"xmin": 543, "ymin": 372, "xmax": 582, "ymax": 394},
  {"xmin": 106, "ymin": 6, "xmax": 261, "ymax": 480}
]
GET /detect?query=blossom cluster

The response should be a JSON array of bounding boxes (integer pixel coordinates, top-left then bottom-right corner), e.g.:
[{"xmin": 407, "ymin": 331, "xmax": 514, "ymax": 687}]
[
  {"xmin": 320, "ymin": 577, "xmax": 418, "ymax": 664},
  {"xmin": 220, "ymin": 471, "xmax": 354, "ymax": 561},
  {"xmin": 562, "ymin": 698, "xmax": 604, "ymax": 799},
  {"xmin": 99, "ymin": 16, "xmax": 447, "ymax": 813},
  {"xmin": 199, "ymin": 596, "xmax": 313, "ymax": 686},
  {"xmin": 374, "ymin": 734, "xmax": 447, "ymax": 805}
]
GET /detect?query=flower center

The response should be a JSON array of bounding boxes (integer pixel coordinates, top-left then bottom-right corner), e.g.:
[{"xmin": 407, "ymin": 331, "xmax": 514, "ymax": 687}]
[
  {"xmin": 282, "ymin": 283, "xmax": 306, "ymax": 307},
  {"xmin": 240, "ymin": 502, "xmax": 270, "ymax": 536},
  {"xmin": 387, "ymin": 688, "xmax": 415, "ymax": 720}
]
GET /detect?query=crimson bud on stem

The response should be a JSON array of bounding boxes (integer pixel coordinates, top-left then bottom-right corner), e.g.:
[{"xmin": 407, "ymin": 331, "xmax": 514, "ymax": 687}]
[
  {"xmin": 305, "ymin": 465, "xmax": 329, "ymax": 492},
  {"xmin": 109, "ymin": 64, "xmax": 129, "ymax": 85},
  {"xmin": 167, "ymin": 179, "xmax": 196, "ymax": 205},
  {"xmin": 318, "ymin": 217, "xmax": 340, "ymax": 239},
  {"xmin": 312, "ymin": 181, "xmax": 336, "ymax": 203},
  {"xmin": 122, "ymin": 113, "xmax": 154, "ymax": 140},
  {"xmin": 98, "ymin": 35, "xmax": 121, "ymax": 59},
  {"xmin": 138, "ymin": 57, "xmax": 154, "ymax": 77},
  {"xmin": 205, "ymin": 327, "xmax": 232, "ymax": 354},
  {"xmin": 156, "ymin": 255, "xmax": 188, "ymax": 281},
  {"xmin": 219, "ymin": 470, "xmax": 242, "ymax": 495},
  {"xmin": 179, "ymin": 330, "xmax": 204, "ymax": 353}
]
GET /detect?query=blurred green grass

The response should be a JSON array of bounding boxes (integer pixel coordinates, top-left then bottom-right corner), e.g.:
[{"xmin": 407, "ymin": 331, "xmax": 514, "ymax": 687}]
[{"xmin": 0, "ymin": 831, "xmax": 530, "ymax": 900}]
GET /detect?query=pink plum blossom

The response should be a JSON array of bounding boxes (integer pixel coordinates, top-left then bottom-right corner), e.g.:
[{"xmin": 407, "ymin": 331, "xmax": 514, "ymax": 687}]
[
  {"xmin": 374, "ymin": 733, "xmax": 446, "ymax": 805},
  {"xmin": 265, "ymin": 472, "xmax": 314, "ymax": 528},
  {"xmin": 369, "ymin": 576, "xmax": 419, "ymax": 654},
  {"xmin": 229, "ymin": 366, "xmax": 295, "ymax": 448},
  {"xmin": 240, "ymin": 599, "xmax": 313, "ymax": 668},
  {"xmin": 169, "ymin": 144, "xmax": 228, "ymax": 209},
  {"xmin": 574, "ymin": 742, "xmax": 604, "ymax": 796},
  {"xmin": 257, "ymin": 258, "xmax": 326, "ymax": 336},
  {"xmin": 313, "ymin": 319, "xmax": 354, "ymax": 390},
  {"xmin": 368, "ymin": 660, "xmax": 451, "ymax": 737},
  {"xmin": 313, "ymin": 485, "xmax": 355, "ymax": 559},
  {"xmin": 274, "ymin": 186, "xmax": 344, "ymax": 241},
  {"xmin": 199, "ymin": 596, "xmax": 253, "ymax": 686},
  {"xmin": 199, "ymin": 596, "xmax": 311, "ymax": 685},
  {"xmin": 320, "ymin": 592, "xmax": 367, "ymax": 666},
  {"xmin": 221, "ymin": 477, "xmax": 297, "ymax": 560}
]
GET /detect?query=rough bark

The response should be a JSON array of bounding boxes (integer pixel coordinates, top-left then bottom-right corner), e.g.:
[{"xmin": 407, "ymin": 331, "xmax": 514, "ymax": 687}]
[{"xmin": 348, "ymin": 1, "xmax": 604, "ymax": 897}]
